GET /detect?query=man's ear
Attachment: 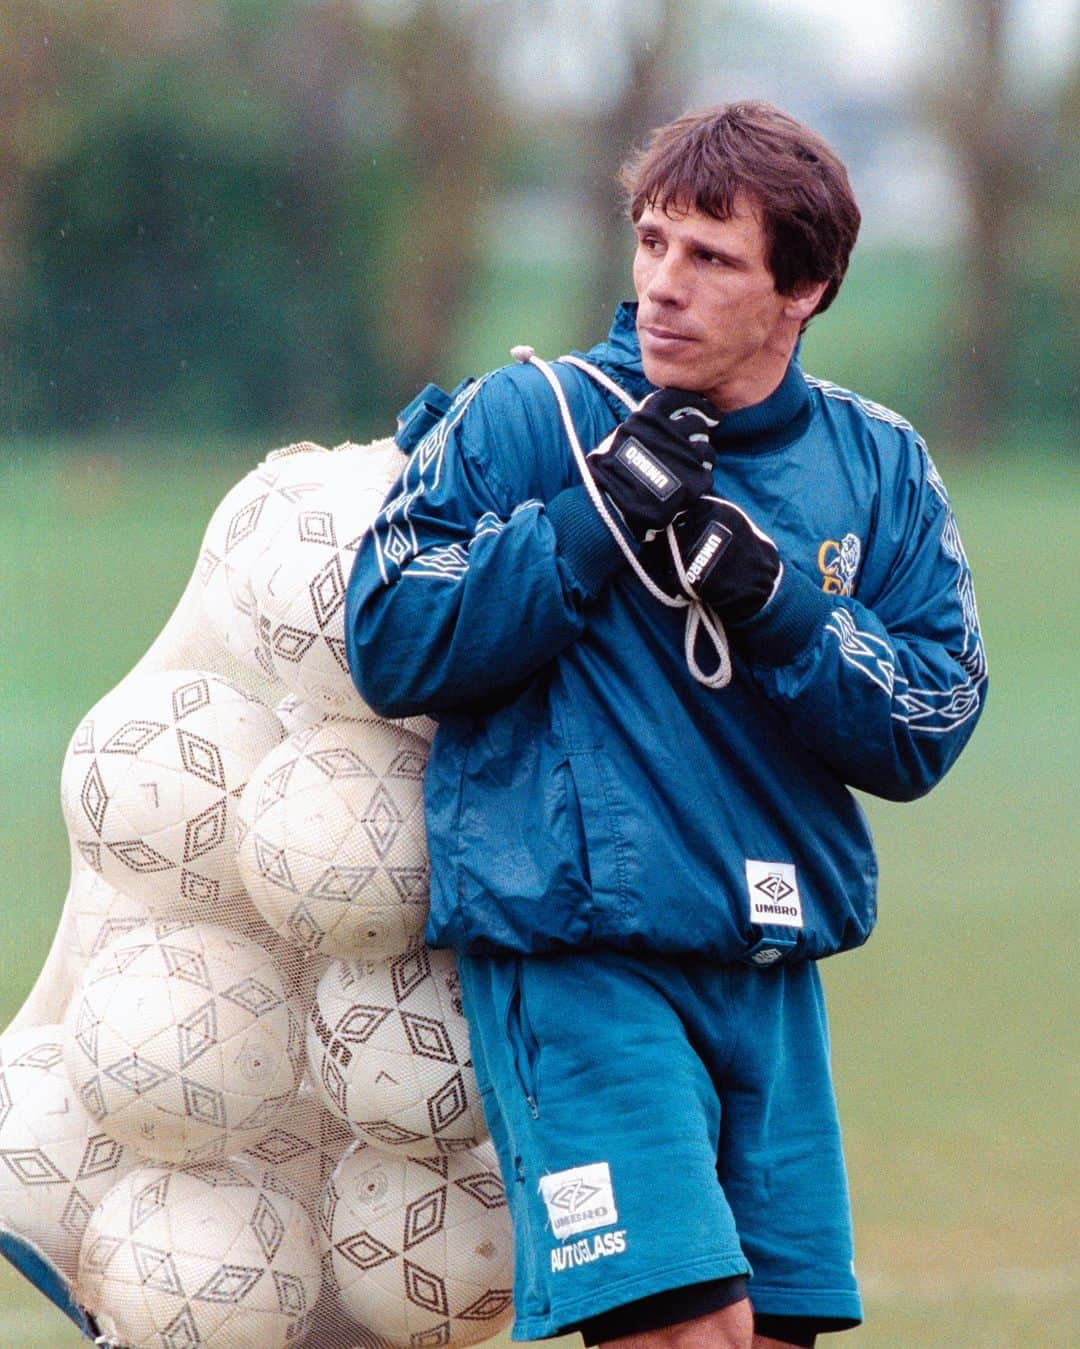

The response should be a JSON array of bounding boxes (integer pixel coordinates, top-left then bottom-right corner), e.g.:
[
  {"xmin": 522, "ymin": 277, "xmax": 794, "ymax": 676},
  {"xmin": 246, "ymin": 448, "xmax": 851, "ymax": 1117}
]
[{"xmin": 782, "ymin": 279, "xmax": 829, "ymax": 323}]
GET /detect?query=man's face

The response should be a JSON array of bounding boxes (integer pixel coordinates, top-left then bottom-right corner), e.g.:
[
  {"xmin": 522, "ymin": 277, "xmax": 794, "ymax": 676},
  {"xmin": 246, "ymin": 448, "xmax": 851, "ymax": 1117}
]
[{"xmin": 632, "ymin": 198, "xmax": 815, "ymax": 412}]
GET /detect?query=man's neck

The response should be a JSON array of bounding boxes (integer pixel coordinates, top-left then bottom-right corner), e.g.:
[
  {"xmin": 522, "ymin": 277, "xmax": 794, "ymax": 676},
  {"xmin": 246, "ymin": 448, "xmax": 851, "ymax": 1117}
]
[{"xmin": 705, "ymin": 335, "xmax": 800, "ymax": 414}]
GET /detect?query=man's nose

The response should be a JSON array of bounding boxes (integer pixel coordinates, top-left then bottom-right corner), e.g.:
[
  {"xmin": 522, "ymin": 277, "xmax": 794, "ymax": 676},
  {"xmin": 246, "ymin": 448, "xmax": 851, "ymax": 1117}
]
[{"xmin": 646, "ymin": 252, "xmax": 689, "ymax": 306}]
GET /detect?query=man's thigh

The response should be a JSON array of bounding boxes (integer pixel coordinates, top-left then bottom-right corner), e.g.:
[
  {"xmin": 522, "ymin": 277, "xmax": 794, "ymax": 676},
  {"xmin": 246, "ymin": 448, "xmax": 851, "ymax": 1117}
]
[
  {"xmin": 682, "ymin": 959, "xmax": 862, "ymax": 1332},
  {"xmin": 459, "ymin": 950, "xmax": 750, "ymax": 1342}
]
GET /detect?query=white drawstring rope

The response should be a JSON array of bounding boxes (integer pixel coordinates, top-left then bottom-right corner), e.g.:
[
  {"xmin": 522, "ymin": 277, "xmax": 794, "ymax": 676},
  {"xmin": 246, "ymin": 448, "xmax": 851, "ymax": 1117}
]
[{"xmin": 511, "ymin": 345, "xmax": 732, "ymax": 689}]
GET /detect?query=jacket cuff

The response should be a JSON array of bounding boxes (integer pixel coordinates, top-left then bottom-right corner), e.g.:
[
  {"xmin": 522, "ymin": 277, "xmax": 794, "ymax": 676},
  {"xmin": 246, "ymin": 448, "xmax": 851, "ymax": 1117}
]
[
  {"xmin": 546, "ymin": 485, "xmax": 630, "ymax": 597},
  {"xmin": 732, "ymin": 564, "xmax": 834, "ymax": 665}
]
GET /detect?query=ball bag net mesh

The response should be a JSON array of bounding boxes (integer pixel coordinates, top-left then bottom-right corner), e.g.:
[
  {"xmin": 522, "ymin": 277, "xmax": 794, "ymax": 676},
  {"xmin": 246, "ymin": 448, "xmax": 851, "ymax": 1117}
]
[{"xmin": 0, "ymin": 438, "xmax": 515, "ymax": 1349}]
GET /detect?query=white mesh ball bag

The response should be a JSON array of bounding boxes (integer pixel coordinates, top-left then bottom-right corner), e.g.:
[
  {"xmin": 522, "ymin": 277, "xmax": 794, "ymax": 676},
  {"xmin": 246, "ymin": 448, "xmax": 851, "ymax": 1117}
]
[
  {"xmin": 275, "ymin": 692, "xmax": 336, "ymax": 738},
  {"xmin": 3, "ymin": 433, "xmax": 479, "ymax": 1349},
  {"xmin": 62, "ymin": 865, "xmax": 154, "ymax": 986},
  {"xmin": 79, "ymin": 1158, "xmax": 321, "ymax": 1348},
  {"xmin": 237, "ymin": 719, "xmax": 430, "ymax": 961},
  {"xmin": 0, "ymin": 1023, "xmax": 138, "ymax": 1278},
  {"xmin": 274, "ymin": 691, "xmax": 437, "ymax": 751},
  {"xmin": 249, "ymin": 447, "xmax": 404, "ymax": 713},
  {"xmin": 320, "ymin": 1139, "xmax": 513, "ymax": 1347},
  {"xmin": 195, "ymin": 445, "xmax": 393, "ymax": 677},
  {"xmin": 307, "ymin": 948, "xmax": 487, "ymax": 1159},
  {"xmin": 63, "ymin": 922, "xmax": 304, "ymax": 1165},
  {"xmin": 240, "ymin": 1082, "xmax": 356, "ymax": 1221}
]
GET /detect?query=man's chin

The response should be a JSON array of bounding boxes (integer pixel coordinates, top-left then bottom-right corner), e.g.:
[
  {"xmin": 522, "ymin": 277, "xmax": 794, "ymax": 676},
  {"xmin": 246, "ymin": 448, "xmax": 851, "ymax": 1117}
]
[{"xmin": 640, "ymin": 351, "xmax": 706, "ymax": 393}]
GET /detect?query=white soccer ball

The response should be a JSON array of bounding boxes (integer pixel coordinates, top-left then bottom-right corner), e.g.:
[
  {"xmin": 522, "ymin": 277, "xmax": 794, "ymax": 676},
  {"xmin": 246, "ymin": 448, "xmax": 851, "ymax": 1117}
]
[
  {"xmin": 79, "ymin": 1158, "xmax": 321, "ymax": 1349},
  {"xmin": 59, "ymin": 669, "xmax": 284, "ymax": 918},
  {"xmin": 64, "ymin": 922, "xmax": 304, "ymax": 1165},
  {"xmin": 237, "ymin": 719, "xmax": 430, "ymax": 960},
  {"xmin": 307, "ymin": 949, "xmax": 487, "ymax": 1158},
  {"xmin": 321, "ymin": 1139, "xmax": 513, "ymax": 1347},
  {"xmin": 196, "ymin": 448, "xmax": 344, "ymax": 674},
  {"xmin": 0, "ymin": 1023, "xmax": 137, "ymax": 1277},
  {"xmin": 249, "ymin": 446, "xmax": 405, "ymax": 712}
]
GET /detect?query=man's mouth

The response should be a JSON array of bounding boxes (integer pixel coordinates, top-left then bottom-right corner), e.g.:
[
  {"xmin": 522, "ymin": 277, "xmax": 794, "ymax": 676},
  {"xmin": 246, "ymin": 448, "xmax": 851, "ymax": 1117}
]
[{"xmin": 640, "ymin": 323, "xmax": 696, "ymax": 346}]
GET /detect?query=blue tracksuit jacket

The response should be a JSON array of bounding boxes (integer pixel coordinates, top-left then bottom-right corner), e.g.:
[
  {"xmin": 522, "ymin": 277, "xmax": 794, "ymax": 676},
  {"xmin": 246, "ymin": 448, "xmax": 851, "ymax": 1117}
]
[{"xmin": 345, "ymin": 304, "xmax": 986, "ymax": 964}]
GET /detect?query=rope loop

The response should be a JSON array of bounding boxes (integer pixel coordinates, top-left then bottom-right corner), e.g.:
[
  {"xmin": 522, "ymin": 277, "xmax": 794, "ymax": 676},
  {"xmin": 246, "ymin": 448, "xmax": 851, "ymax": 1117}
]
[{"xmin": 515, "ymin": 346, "xmax": 732, "ymax": 689}]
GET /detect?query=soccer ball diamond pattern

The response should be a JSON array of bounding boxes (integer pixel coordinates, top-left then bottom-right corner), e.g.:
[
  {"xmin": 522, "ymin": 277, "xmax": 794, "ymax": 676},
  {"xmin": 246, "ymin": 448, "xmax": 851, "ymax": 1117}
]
[
  {"xmin": 60, "ymin": 670, "xmax": 284, "ymax": 919},
  {"xmin": 307, "ymin": 949, "xmax": 487, "ymax": 1159},
  {"xmin": 63, "ymin": 922, "xmax": 304, "ymax": 1165},
  {"xmin": 246, "ymin": 447, "xmax": 406, "ymax": 711},
  {"xmin": 237, "ymin": 718, "xmax": 431, "ymax": 960},
  {"xmin": 79, "ymin": 1159, "xmax": 321, "ymax": 1349},
  {"xmin": 0, "ymin": 1023, "xmax": 138, "ymax": 1278},
  {"xmin": 7, "ymin": 438, "xmax": 522, "ymax": 1347},
  {"xmin": 321, "ymin": 1140, "xmax": 513, "ymax": 1347}
]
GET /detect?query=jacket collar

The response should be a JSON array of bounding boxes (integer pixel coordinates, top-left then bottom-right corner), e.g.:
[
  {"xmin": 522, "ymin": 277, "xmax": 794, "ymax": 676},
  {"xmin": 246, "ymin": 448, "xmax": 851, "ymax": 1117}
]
[
  {"xmin": 577, "ymin": 302, "xmax": 812, "ymax": 452},
  {"xmin": 572, "ymin": 302, "xmax": 653, "ymax": 402}
]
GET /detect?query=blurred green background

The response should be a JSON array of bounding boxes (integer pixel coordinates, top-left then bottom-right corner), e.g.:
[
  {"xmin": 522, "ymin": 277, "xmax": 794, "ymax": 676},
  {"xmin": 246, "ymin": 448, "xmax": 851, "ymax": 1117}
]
[{"xmin": 1, "ymin": 1, "xmax": 1077, "ymax": 1345}]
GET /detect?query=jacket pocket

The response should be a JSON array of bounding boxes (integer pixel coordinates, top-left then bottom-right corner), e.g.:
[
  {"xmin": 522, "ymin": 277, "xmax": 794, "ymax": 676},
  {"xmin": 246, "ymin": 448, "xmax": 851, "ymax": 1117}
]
[
  {"xmin": 565, "ymin": 749, "xmax": 638, "ymax": 934},
  {"xmin": 449, "ymin": 716, "xmax": 596, "ymax": 952}
]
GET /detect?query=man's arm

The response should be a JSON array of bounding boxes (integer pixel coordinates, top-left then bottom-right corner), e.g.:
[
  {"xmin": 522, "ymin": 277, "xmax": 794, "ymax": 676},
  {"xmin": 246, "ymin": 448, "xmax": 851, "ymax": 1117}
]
[
  {"xmin": 653, "ymin": 447, "xmax": 987, "ymax": 801},
  {"xmin": 742, "ymin": 455, "xmax": 985, "ymax": 800},
  {"xmin": 345, "ymin": 372, "xmax": 626, "ymax": 719}
]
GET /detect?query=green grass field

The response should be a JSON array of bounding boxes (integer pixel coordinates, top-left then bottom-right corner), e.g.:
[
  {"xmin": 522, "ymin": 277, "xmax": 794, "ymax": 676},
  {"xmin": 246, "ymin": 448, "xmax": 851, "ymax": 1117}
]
[{"xmin": 0, "ymin": 442, "xmax": 1077, "ymax": 1346}]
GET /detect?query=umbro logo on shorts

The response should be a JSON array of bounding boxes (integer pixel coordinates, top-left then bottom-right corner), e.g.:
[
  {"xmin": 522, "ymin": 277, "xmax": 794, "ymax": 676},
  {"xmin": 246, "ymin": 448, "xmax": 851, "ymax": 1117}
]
[
  {"xmin": 547, "ymin": 1177, "xmax": 603, "ymax": 1215},
  {"xmin": 540, "ymin": 1161, "xmax": 619, "ymax": 1239}
]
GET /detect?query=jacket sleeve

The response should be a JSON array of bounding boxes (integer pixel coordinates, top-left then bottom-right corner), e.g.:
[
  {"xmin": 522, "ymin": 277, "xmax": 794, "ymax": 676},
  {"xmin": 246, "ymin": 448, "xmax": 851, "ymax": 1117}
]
[
  {"xmin": 345, "ymin": 372, "xmax": 625, "ymax": 718},
  {"xmin": 734, "ymin": 448, "xmax": 987, "ymax": 802}
]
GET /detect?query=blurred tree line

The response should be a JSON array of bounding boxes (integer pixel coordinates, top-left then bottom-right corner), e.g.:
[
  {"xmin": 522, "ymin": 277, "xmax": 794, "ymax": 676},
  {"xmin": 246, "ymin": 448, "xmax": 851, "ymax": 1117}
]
[{"xmin": 0, "ymin": 0, "xmax": 1075, "ymax": 450}]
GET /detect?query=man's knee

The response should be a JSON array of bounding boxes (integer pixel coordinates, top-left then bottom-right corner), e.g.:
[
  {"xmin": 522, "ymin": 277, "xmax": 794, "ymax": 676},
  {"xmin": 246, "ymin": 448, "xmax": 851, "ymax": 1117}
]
[{"xmin": 596, "ymin": 1295, "xmax": 755, "ymax": 1348}]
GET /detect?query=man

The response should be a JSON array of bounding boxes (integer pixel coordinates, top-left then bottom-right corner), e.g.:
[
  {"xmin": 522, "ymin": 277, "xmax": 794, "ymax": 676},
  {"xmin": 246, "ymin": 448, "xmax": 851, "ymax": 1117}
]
[{"xmin": 345, "ymin": 102, "xmax": 986, "ymax": 1347}]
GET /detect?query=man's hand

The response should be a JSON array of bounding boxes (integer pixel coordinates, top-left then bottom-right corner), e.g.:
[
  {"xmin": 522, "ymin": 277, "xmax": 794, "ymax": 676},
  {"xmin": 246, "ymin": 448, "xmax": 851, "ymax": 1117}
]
[
  {"xmin": 645, "ymin": 494, "xmax": 783, "ymax": 624},
  {"xmin": 586, "ymin": 389, "xmax": 719, "ymax": 543}
]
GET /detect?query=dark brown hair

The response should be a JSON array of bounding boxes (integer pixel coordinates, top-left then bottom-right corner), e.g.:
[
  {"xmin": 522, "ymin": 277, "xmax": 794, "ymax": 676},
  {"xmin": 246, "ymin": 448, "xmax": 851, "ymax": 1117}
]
[{"xmin": 620, "ymin": 101, "xmax": 860, "ymax": 318}]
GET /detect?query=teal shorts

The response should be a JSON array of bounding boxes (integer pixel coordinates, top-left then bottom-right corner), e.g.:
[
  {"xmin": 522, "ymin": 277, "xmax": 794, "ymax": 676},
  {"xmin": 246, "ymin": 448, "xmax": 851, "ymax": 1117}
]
[{"xmin": 458, "ymin": 949, "xmax": 863, "ymax": 1341}]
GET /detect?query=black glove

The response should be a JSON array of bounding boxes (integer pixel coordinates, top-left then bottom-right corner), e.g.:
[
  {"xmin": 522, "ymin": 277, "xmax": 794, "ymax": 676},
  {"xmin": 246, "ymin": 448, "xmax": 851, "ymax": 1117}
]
[
  {"xmin": 586, "ymin": 388, "xmax": 720, "ymax": 543},
  {"xmin": 645, "ymin": 494, "xmax": 782, "ymax": 624}
]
